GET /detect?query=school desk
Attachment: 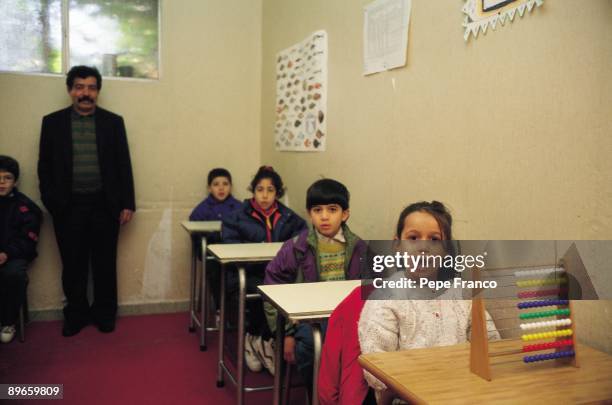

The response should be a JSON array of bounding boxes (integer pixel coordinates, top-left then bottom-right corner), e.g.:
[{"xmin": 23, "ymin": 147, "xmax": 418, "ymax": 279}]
[
  {"xmin": 359, "ymin": 339, "xmax": 612, "ymax": 404},
  {"xmin": 180, "ymin": 220, "xmax": 222, "ymax": 351},
  {"xmin": 258, "ymin": 279, "xmax": 363, "ymax": 405},
  {"xmin": 207, "ymin": 242, "xmax": 284, "ymax": 405}
]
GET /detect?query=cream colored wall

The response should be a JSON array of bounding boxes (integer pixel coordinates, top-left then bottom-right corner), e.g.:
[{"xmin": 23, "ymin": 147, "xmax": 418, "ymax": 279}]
[
  {"xmin": 261, "ymin": 0, "xmax": 612, "ymax": 240},
  {"xmin": 260, "ymin": 1, "xmax": 611, "ymax": 351},
  {"xmin": 0, "ymin": 0, "xmax": 262, "ymax": 313}
]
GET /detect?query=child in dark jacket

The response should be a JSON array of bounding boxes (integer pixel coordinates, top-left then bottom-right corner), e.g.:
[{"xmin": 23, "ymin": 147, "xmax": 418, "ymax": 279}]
[
  {"xmin": 189, "ymin": 168, "xmax": 241, "ymax": 224},
  {"xmin": 221, "ymin": 166, "xmax": 306, "ymax": 374},
  {"xmin": 221, "ymin": 166, "xmax": 305, "ymax": 244},
  {"xmin": 264, "ymin": 178, "xmax": 367, "ymax": 394},
  {"xmin": 0, "ymin": 156, "xmax": 42, "ymax": 344},
  {"xmin": 189, "ymin": 168, "xmax": 241, "ymax": 311}
]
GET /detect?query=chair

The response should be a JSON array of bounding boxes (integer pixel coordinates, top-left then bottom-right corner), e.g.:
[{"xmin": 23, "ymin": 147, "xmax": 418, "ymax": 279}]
[
  {"xmin": 18, "ymin": 284, "xmax": 29, "ymax": 343},
  {"xmin": 282, "ymin": 364, "xmax": 310, "ymax": 405}
]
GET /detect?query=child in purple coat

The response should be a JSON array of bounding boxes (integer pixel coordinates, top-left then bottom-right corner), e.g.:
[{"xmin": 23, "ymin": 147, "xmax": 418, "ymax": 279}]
[
  {"xmin": 189, "ymin": 168, "xmax": 241, "ymax": 223},
  {"xmin": 263, "ymin": 179, "xmax": 367, "ymax": 394},
  {"xmin": 189, "ymin": 168, "xmax": 240, "ymax": 312}
]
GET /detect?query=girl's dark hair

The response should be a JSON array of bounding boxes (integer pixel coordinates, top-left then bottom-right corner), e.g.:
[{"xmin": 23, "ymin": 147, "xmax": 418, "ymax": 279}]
[
  {"xmin": 395, "ymin": 201, "xmax": 453, "ymax": 240},
  {"xmin": 306, "ymin": 179, "xmax": 350, "ymax": 210},
  {"xmin": 66, "ymin": 65, "xmax": 102, "ymax": 90},
  {"xmin": 207, "ymin": 168, "xmax": 232, "ymax": 186},
  {"xmin": 249, "ymin": 166, "xmax": 285, "ymax": 198},
  {"xmin": 0, "ymin": 155, "xmax": 19, "ymax": 180}
]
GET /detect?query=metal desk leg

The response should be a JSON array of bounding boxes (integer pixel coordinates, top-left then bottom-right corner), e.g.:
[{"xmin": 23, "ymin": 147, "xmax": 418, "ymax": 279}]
[
  {"xmin": 217, "ymin": 263, "xmax": 226, "ymax": 388},
  {"xmin": 188, "ymin": 236, "xmax": 198, "ymax": 333},
  {"xmin": 200, "ymin": 237, "xmax": 208, "ymax": 351},
  {"xmin": 312, "ymin": 323, "xmax": 322, "ymax": 405},
  {"xmin": 273, "ymin": 312, "xmax": 286, "ymax": 405},
  {"xmin": 237, "ymin": 266, "xmax": 247, "ymax": 405}
]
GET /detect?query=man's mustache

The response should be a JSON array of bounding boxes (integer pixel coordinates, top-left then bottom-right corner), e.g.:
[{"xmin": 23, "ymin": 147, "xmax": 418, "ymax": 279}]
[{"xmin": 78, "ymin": 96, "xmax": 94, "ymax": 103}]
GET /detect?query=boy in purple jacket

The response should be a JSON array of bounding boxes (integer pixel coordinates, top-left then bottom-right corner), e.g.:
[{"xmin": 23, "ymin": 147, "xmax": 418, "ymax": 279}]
[
  {"xmin": 189, "ymin": 168, "xmax": 241, "ymax": 223},
  {"xmin": 263, "ymin": 179, "xmax": 367, "ymax": 394},
  {"xmin": 189, "ymin": 168, "xmax": 240, "ymax": 311}
]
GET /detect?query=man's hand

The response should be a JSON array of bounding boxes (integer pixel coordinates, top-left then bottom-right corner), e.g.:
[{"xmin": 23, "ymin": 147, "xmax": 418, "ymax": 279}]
[
  {"xmin": 119, "ymin": 209, "xmax": 134, "ymax": 225},
  {"xmin": 0, "ymin": 252, "xmax": 8, "ymax": 266},
  {"xmin": 284, "ymin": 336, "xmax": 296, "ymax": 363}
]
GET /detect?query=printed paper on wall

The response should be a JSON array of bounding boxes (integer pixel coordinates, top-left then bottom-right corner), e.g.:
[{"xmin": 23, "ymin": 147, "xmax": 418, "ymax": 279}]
[{"xmin": 275, "ymin": 30, "xmax": 328, "ymax": 152}]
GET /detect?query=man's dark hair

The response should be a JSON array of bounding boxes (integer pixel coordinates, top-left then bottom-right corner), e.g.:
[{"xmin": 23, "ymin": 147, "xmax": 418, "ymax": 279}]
[
  {"xmin": 0, "ymin": 155, "xmax": 20, "ymax": 181},
  {"xmin": 306, "ymin": 179, "xmax": 350, "ymax": 210},
  {"xmin": 207, "ymin": 168, "xmax": 232, "ymax": 186},
  {"xmin": 66, "ymin": 65, "xmax": 102, "ymax": 90}
]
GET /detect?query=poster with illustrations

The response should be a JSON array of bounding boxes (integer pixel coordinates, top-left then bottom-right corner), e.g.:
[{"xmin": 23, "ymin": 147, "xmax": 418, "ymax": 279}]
[
  {"xmin": 275, "ymin": 30, "xmax": 327, "ymax": 152},
  {"xmin": 463, "ymin": 0, "xmax": 543, "ymax": 41}
]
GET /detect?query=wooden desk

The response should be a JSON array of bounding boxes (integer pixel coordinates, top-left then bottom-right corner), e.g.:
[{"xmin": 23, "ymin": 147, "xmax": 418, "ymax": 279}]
[
  {"xmin": 180, "ymin": 220, "xmax": 221, "ymax": 351},
  {"xmin": 359, "ymin": 339, "xmax": 612, "ymax": 404},
  {"xmin": 258, "ymin": 280, "xmax": 362, "ymax": 405},
  {"xmin": 208, "ymin": 242, "xmax": 284, "ymax": 405}
]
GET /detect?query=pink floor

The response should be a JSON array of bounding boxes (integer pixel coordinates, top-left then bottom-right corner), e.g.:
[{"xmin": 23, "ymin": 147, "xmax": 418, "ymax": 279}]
[{"xmin": 0, "ymin": 312, "xmax": 306, "ymax": 404}]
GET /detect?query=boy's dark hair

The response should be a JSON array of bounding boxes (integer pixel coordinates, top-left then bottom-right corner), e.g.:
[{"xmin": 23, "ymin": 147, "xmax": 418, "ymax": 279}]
[
  {"xmin": 0, "ymin": 155, "xmax": 20, "ymax": 181},
  {"xmin": 306, "ymin": 179, "xmax": 350, "ymax": 210},
  {"xmin": 249, "ymin": 166, "xmax": 285, "ymax": 199},
  {"xmin": 66, "ymin": 65, "xmax": 102, "ymax": 90},
  {"xmin": 207, "ymin": 168, "xmax": 232, "ymax": 186},
  {"xmin": 395, "ymin": 201, "xmax": 453, "ymax": 240}
]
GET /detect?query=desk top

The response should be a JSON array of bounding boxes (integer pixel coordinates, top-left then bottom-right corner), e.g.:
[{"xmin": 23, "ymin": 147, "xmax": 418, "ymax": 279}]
[
  {"xmin": 359, "ymin": 340, "xmax": 612, "ymax": 404},
  {"xmin": 207, "ymin": 242, "xmax": 283, "ymax": 264},
  {"xmin": 181, "ymin": 220, "xmax": 222, "ymax": 234},
  {"xmin": 258, "ymin": 280, "xmax": 361, "ymax": 321}
]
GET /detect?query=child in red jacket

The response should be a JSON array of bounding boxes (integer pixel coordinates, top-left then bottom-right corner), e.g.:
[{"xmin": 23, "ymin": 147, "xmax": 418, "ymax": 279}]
[{"xmin": 318, "ymin": 284, "xmax": 375, "ymax": 405}]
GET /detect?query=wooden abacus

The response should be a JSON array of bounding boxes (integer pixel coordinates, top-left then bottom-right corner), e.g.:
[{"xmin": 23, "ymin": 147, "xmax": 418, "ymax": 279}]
[{"xmin": 469, "ymin": 243, "xmax": 597, "ymax": 381}]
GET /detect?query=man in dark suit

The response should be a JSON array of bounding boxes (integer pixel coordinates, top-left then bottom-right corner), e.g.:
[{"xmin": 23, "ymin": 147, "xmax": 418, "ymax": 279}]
[{"xmin": 38, "ymin": 66, "xmax": 135, "ymax": 336}]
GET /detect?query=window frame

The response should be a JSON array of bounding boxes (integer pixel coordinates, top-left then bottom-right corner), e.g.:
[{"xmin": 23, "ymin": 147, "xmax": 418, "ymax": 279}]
[{"xmin": 0, "ymin": 0, "xmax": 162, "ymax": 82}]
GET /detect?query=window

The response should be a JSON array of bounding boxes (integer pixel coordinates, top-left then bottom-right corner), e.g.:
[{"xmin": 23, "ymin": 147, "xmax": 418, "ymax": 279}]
[
  {"xmin": 0, "ymin": 0, "xmax": 63, "ymax": 74},
  {"xmin": 0, "ymin": 0, "xmax": 160, "ymax": 79}
]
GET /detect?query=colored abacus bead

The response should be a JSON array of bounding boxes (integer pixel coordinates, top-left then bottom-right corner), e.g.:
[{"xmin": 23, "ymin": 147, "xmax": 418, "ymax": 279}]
[
  {"xmin": 514, "ymin": 268, "xmax": 565, "ymax": 278},
  {"xmin": 520, "ymin": 318, "xmax": 572, "ymax": 330},
  {"xmin": 518, "ymin": 300, "xmax": 559, "ymax": 309},
  {"xmin": 517, "ymin": 277, "xmax": 567, "ymax": 288},
  {"xmin": 518, "ymin": 308, "xmax": 571, "ymax": 320},
  {"xmin": 517, "ymin": 287, "xmax": 568, "ymax": 299},
  {"xmin": 523, "ymin": 350, "xmax": 575, "ymax": 363},
  {"xmin": 522, "ymin": 338, "xmax": 574, "ymax": 353}
]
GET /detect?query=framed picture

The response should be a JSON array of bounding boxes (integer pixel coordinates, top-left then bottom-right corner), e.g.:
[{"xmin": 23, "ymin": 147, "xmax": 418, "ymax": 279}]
[{"xmin": 462, "ymin": 0, "xmax": 543, "ymax": 41}]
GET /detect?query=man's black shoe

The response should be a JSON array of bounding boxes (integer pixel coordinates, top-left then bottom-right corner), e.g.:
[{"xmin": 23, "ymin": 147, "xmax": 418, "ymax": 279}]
[
  {"xmin": 97, "ymin": 321, "xmax": 115, "ymax": 333},
  {"xmin": 62, "ymin": 321, "xmax": 86, "ymax": 337}
]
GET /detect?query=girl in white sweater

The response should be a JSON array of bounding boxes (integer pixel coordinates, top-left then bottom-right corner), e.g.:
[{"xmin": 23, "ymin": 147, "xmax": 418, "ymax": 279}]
[{"xmin": 358, "ymin": 201, "xmax": 499, "ymax": 404}]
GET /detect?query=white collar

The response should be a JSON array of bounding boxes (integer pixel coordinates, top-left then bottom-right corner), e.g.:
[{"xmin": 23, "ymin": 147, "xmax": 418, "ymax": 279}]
[{"xmin": 315, "ymin": 227, "xmax": 346, "ymax": 244}]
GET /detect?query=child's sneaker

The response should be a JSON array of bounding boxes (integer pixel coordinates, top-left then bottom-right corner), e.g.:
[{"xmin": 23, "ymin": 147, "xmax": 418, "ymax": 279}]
[
  {"xmin": 244, "ymin": 333, "xmax": 263, "ymax": 372},
  {"xmin": 250, "ymin": 334, "xmax": 273, "ymax": 375},
  {"xmin": 260, "ymin": 338, "xmax": 276, "ymax": 376},
  {"xmin": 0, "ymin": 325, "xmax": 16, "ymax": 344}
]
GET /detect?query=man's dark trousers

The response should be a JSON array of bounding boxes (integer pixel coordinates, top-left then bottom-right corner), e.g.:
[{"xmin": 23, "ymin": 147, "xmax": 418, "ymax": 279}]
[{"xmin": 53, "ymin": 192, "xmax": 119, "ymax": 326}]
